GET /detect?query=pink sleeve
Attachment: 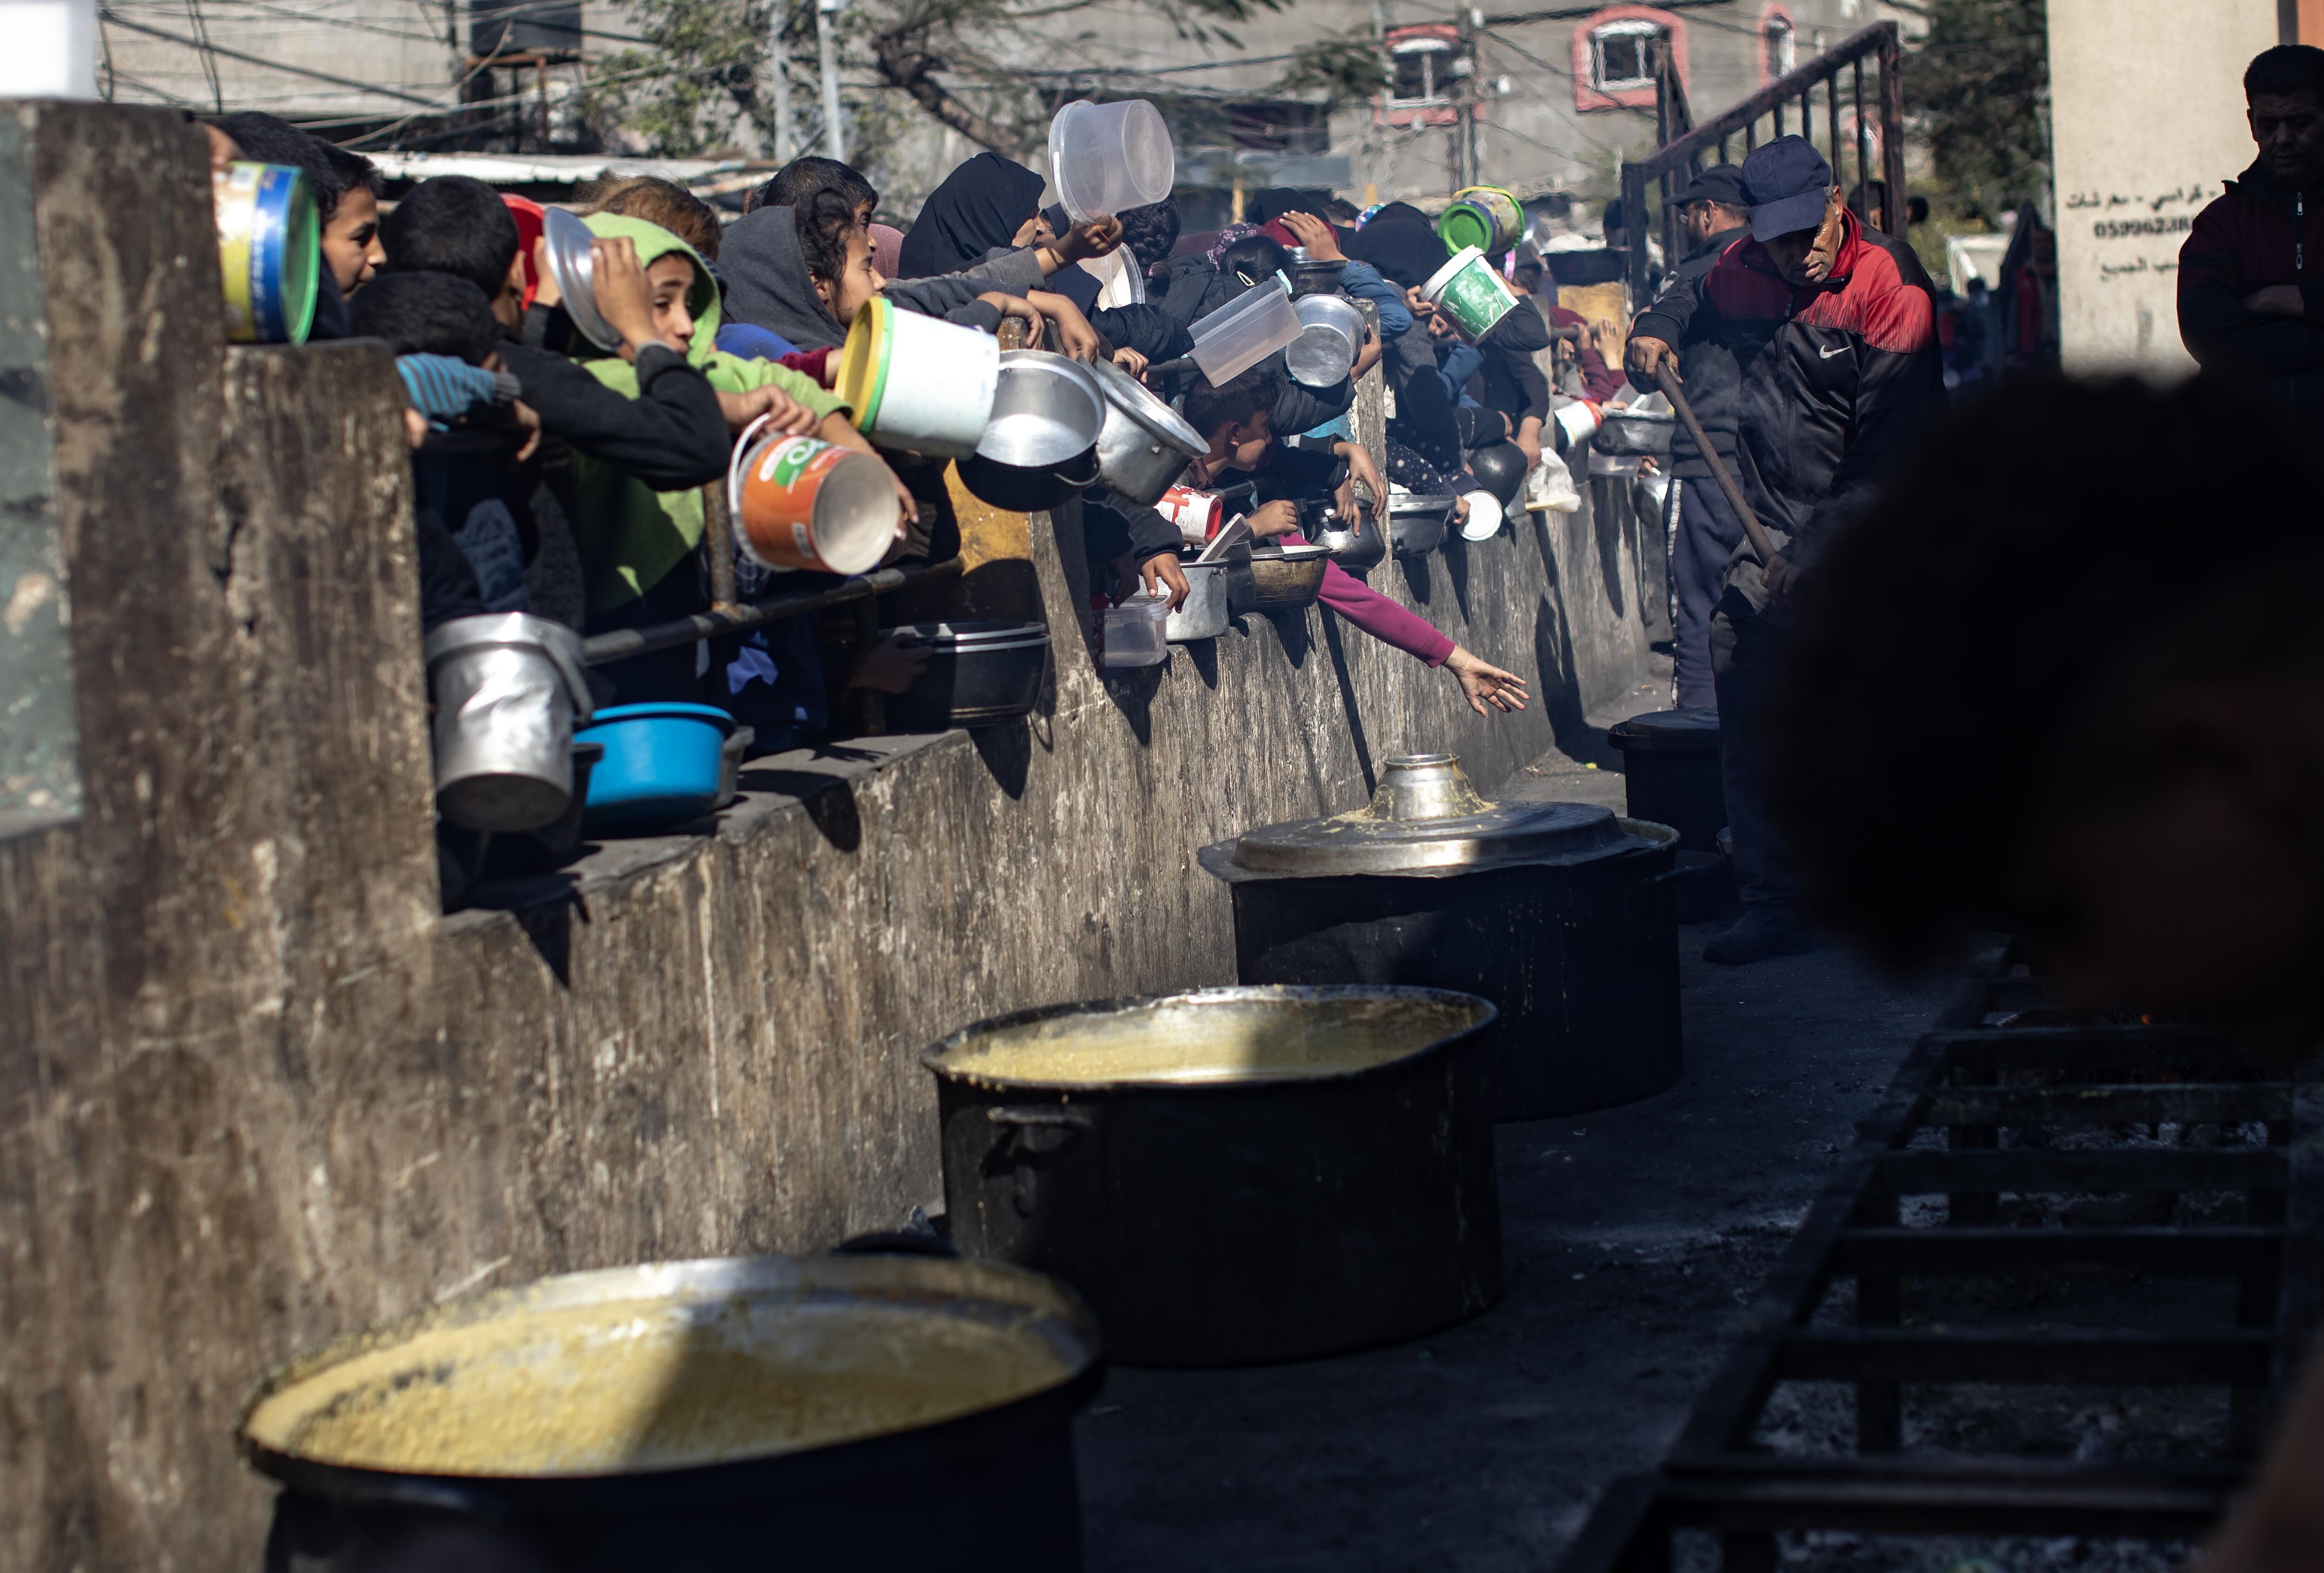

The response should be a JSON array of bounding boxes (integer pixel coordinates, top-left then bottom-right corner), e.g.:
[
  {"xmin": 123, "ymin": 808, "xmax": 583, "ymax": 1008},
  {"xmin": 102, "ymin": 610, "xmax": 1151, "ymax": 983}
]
[{"xmin": 1317, "ymin": 562, "xmax": 1456, "ymax": 666}]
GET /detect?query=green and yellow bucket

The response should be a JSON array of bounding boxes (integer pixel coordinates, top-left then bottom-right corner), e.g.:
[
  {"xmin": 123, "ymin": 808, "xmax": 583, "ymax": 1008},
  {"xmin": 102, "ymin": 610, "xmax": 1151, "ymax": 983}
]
[{"xmin": 1438, "ymin": 185, "xmax": 1525, "ymax": 256}]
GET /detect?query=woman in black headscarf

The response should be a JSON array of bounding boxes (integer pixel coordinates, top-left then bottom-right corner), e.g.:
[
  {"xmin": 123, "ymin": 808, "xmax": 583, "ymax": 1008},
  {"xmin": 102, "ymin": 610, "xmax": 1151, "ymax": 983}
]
[
  {"xmin": 1346, "ymin": 202, "xmax": 1448, "ymax": 292},
  {"xmin": 897, "ymin": 153, "xmax": 1104, "ymax": 316}
]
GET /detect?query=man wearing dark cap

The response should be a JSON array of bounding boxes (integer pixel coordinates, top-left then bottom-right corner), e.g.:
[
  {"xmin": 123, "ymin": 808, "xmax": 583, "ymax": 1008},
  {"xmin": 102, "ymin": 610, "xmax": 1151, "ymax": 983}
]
[
  {"xmin": 1651, "ymin": 164, "xmax": 1753, "ymax": 710},
  {"xmin": 1625, "ymin": 134, "xmax": 1943, "ymax": 965}
]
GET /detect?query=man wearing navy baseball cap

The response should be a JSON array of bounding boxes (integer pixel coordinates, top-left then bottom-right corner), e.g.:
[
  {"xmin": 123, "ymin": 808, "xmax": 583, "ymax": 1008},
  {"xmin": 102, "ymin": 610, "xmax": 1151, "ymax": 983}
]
[
  {"xmin": 1625, "ymin": 134, "xmax": 1944, "ymax": 965},
  {"xmin": 1653, "ymin": 164, "xmax": 1753, "ymax": 713}
]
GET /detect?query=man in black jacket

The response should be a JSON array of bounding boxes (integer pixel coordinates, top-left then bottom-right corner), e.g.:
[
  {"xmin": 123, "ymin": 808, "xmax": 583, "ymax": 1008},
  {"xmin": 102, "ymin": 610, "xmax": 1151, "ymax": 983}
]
[
  {"xmin": 1628, "ymin": 136, "xmax": 1944, "ymax": 964},
  {"xmin": 1650, "ymin": 165, "xmax": 1751, "ymax": 709}
]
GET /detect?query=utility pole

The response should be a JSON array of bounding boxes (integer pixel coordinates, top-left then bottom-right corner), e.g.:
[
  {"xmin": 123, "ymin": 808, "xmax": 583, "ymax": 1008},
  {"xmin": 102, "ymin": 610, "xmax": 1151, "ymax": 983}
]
[
  {"xmin": 770, "ymin": 0, "xmax": 793, "ymax": 161},
  {"xmin": 1451, "ymin": 7, "xmax": 1476, "ymax": 192},
  {"xmin": 815, "ymin": 0, "xmax": 845, "ymax": 162}
]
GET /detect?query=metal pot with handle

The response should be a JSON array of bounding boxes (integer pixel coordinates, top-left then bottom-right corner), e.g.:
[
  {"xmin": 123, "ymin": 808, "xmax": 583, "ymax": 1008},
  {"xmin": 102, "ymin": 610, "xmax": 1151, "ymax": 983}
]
[{"xmin": 1088, "ymin": 355, "xmax": 1205, "ymax": 506}]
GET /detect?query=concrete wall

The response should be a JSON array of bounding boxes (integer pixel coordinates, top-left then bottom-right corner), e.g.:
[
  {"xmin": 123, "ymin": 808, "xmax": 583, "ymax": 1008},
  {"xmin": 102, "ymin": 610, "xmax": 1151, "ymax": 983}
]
[
  {"xmin": 0, "ymin": 100, "xmax": 1656, "ymax": 1572},
  {"xmin": 2047, "ymin": 0, "xmax": 2280, "ymax": 374}
]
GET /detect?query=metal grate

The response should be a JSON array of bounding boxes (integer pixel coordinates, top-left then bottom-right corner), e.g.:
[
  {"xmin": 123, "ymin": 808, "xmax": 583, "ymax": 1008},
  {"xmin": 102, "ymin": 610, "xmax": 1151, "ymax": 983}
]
[{"xmin": 1554, "ymin": 945, "xmax": 2324, "ymax": 1573}]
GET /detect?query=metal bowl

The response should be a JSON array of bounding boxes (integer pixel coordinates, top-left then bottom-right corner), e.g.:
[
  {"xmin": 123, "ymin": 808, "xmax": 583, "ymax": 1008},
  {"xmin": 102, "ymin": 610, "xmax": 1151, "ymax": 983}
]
[
  {"xmin": 539, "ymin": 207, "xmax": 621, "ymax": 352},
  {"xmin": 1286, "ymin": 293, "xmax": 1367, "ymax": 388},
  {"xmin": 975, "ymin": 350, "xmax": 1108, "ymax": 469},
  {"xmin": 1248, "ymin": 542, "xmax": 1331, "ymax": 609},
  {"xmin": 1088, "ymin": 356, "xmax": 1204, "ymax": 507}
]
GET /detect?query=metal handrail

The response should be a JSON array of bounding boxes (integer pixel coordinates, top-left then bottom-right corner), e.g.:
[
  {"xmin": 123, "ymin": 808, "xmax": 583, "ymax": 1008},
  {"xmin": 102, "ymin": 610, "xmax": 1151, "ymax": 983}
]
[
  {"xmin": 580, "ymin": 556, "xmax": 965, "ymax": 665},
  {"xmin": 1621, "ymin": 19, "xmax": 1906, "ymax": 303}
]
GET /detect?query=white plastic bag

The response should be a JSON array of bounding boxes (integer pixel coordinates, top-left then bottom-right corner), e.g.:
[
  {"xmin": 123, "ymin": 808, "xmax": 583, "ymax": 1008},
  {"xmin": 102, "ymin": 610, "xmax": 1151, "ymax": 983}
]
[{"xmin": 1525, "ymin": 449, "xmax": 1582, "ymax": 513}]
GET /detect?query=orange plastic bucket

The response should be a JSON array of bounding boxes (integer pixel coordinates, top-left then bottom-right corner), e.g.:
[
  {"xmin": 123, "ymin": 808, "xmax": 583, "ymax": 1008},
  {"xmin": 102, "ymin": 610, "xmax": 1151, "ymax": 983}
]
[{"xmin": 732, "ymin": 433, "xmax": 899, "ymax": 575}]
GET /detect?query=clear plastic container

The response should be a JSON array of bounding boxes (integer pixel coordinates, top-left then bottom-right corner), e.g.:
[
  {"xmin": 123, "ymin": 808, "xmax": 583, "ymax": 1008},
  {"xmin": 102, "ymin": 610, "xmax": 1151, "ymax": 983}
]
[
  {"xmin": 1187, "ymin": 276, "xmax": 1303, "ymax": 385},
  {"xmin": 1049, "ymin": 99, "xmax": 1176, "ymax": 223},
  {"xmin": 1101, "ymin": 590, "xmax": 1172, "ymax": 669}
]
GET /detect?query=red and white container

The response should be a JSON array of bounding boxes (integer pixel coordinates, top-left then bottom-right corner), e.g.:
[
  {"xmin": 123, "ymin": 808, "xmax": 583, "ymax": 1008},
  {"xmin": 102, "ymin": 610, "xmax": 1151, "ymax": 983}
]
[
  {"xmin": 1157, "ymin": 483, "xmax": 1223, "ymax": 547},
  {"xmin": 729, "ymin": 429, "xmax": 898, "ymax": 575}
]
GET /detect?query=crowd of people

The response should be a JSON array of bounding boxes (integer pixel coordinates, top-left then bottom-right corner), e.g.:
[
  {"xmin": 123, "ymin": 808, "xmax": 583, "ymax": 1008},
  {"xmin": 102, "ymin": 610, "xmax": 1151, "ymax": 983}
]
[{"xmin": 198, "ymin": 112, "xmax": 1584, "ymax": 893}]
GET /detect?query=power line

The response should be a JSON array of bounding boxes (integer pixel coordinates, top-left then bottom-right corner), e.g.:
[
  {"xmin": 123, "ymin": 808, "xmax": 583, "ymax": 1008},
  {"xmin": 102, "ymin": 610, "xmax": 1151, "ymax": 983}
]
[{"xmin": 98, "ymin": 9, "xmax": 451, "ymax": 106}]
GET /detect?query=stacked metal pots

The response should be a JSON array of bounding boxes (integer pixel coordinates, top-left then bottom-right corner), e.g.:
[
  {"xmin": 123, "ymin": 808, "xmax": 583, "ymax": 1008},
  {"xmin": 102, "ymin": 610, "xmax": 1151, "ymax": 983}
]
[{"xmin": 1199, "ymin": 753, "xmax": 1684, "ymax": 1121}]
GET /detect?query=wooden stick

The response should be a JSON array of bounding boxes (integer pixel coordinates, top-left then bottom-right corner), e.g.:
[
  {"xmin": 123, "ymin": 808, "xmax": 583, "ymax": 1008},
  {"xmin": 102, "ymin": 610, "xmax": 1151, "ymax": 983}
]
[{"xmin": 1659, "ymin": 369, "xmax": 1781, "ymax": 570}]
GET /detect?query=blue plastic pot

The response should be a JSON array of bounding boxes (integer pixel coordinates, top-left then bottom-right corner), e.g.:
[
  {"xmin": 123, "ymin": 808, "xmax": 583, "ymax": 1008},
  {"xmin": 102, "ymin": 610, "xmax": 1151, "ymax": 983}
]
[{"xmin": 574, "ymin": 702, "xmax": 736, "ymax": 833}]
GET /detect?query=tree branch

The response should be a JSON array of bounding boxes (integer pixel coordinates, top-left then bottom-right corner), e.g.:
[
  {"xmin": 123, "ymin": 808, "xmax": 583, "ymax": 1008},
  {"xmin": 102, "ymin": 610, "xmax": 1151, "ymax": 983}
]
[{"xmin": 872, "ymin": 24, "xmax": 1027, "ymax": 155}]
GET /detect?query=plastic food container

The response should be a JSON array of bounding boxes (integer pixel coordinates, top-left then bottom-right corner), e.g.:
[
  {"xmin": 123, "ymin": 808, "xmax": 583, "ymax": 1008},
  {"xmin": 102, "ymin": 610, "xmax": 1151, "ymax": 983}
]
[
  {"xmin": 729, "ymin": 431, "xmax": 898, "ymax": 575},
  {"xmin": 1101, "ymin": 590, "xmax": 1171, "ymax": 669},
  {"xmin": 575, "ymin": 702, "xmax": 738, "ymax": 833},
  {"xmin": 1420, "ymin": 245, "xmax": 1519, "ymax": 344},
  {"xmin": 1188, "ymin": 276, "xmax": 1303, "ymax": 385},
  {"xmin": 214, "ymin": 162, "xmax": 318, "ymax": 345},
  {"xmin": 837, "ymin": 296, "xmax": 1000, "ymax": 460},
  {"xmin": 1048, "ymin": 99, "xmax": 1175, "ymax": 223}
]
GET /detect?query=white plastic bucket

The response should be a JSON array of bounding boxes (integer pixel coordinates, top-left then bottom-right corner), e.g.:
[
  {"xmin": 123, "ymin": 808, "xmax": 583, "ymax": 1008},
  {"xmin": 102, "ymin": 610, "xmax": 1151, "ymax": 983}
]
[
  {"xmin": 836, "ymin": 296, "xmax": 1000, "ymax": 459},
  {"xmin": 1421, "ymin": 245, "xmax": 1518, "ymax": 344}
]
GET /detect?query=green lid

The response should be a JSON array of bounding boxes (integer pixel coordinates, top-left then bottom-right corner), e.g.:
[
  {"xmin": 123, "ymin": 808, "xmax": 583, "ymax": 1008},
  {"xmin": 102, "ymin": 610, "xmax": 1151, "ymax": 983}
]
[{"xmin": 1436, "ymin": 201, "xmax": 1496, "ymax": 256}]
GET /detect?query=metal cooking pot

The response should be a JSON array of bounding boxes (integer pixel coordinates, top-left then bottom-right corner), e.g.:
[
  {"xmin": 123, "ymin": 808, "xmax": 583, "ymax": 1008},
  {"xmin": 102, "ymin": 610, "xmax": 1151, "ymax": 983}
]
[
  {"xmin": 1389, "ymin": 493, "xmax": 1453, "ymax": 558},
  {"xmin": 1163, "ymin": 559, "xmax": 1230, "ymax": 642},
  {"xmin": 241, "ymin": 1252, "xmax": 1103, "ymax": 1573},
  {"xmin": 1286, "ymin": 293, "xmax": 1367, "ymax": 388},
  {"xmin": 424, "ymin": 612, "xmax": 593, "ymax": 834},
  {"xmin": 1285, "ymin": 247, "xmax": 1345, "ymax": 297},
  {"xmin": 926, "ymin": 985, "xmax": 1501, "ymax": 1366},
  {"xmin": 1247, "ymin": 541, "xmax": 1331, "ymax": 609},
  {"xmin": 1305, "ymin": 492, "xmax": 1384, "ymax": 571},
  {"xmin": 881, "ymin": 621, "xmax": 1051, "ymax": 731},
  {"xmin": 1596, "ymin": 404, "xmax": 1675, "ymax": 456},
  {"xmin": 976, "ymin": 350, "xmax": 1107, "ymax": 468},
  {"xmin": 957, "ymin": 444, "xmax": 1102, "ymax": 514},
  {"xmin": 1200, "ymin": 753, "xmax": 1684, "ymax": 1120},
  {"xmin": 1087, "ymin": 356, "xmax": 1204, "ymax": 507}
]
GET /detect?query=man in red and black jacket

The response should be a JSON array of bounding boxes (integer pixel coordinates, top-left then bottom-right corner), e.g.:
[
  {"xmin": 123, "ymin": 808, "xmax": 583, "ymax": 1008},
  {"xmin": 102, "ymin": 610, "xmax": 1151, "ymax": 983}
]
[
  {"xmin": 1627, "ymin": 135, "xmax": 1944, "ymax": 965},
  {"xmin": 2179, "ymin": 45, "xmax": 2324, "ymax": 434}
]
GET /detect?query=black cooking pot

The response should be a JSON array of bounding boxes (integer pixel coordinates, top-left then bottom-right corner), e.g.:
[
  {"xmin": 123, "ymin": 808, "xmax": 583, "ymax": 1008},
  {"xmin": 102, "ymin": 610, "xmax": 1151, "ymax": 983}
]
[
  {"xmin": 1200, "ymin": 754, "xmax": 1683, "ymax": 1121},
  {"xmin": 879, "ymin": 621, "xmax": 1050, "ymax": 731},
  {"xmin": 1466, "ymin": 440, "xmax": 1528, "ymax": 506},
  {"xmin": 926, "ymin": 985, "xmax": 1502, "ymax": 1367},
  {"xmin": 957, "ymin": 445, "xmax": 1101, "ymax": 514},
  {"xmin": 242, "ymin": 1253, "xmax": 1103, "ymax": 1573},
  {"xmin": 1607, "ymin": 707, "xmax": 1731, "ymax": 921}
]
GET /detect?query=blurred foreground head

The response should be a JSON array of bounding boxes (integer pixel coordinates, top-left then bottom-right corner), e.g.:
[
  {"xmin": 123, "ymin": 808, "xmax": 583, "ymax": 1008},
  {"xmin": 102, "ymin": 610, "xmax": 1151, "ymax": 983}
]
[{"xmin": 1774, "ymin": 375, "xmax": 2324, "ymax": 1049}]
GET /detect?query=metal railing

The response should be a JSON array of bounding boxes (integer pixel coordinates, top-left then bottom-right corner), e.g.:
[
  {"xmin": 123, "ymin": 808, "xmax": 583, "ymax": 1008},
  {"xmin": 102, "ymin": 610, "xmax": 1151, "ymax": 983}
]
[{"xmin": 1621, "ymin": 19, "xmax": 1908, "ymax": 305}]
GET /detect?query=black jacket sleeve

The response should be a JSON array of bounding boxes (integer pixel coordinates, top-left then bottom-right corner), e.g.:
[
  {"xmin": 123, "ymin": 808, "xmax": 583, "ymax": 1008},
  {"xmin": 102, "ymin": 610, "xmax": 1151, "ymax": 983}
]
[
  {"xmin": 1272, "ymin": 373, "xmax": 1355, "ymax": 437},
  {"xmin": 1094, "ymin": 304, "xmax": 1194, "ymax": 363},
  {"xmin": 414, "ymin": 504, "xmax": 487, "ymax": 632},
  {"xmin": 499, "ymin": 342, "xmax": 730, "ymax": 492},
  {"xmin": 1631, "ymin": 264, "xmax": 1708, "ymax": 353},
  {"xmin": 1479, "ymin": 303, "xmax": 1551, "ymax": 426}
]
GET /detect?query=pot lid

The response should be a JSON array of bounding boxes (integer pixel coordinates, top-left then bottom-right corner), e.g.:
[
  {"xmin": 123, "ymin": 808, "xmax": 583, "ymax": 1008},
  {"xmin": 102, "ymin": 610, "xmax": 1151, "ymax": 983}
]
[
  {"xmin": 1224, "ymin": 752, "xmax": 1635, "ymax": 875},
  {"xmin": 1608, "ymin": 706, "xmax": 1722, "ymax": 752},
  {"xmin": 1086, "ymin": 355, "xmax": 1205, "ymax": 457}
]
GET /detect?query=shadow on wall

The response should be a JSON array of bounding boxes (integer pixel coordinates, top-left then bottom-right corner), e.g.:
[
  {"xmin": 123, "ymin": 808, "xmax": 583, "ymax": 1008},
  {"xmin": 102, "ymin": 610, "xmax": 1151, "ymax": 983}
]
[
  {"xmin": 1318, "ymin": 614, "xmax": 1378, "ymax": 797},
  {"xmin": 1592, "ymin": 477, "xmax": 1629, "ymax": 620}
]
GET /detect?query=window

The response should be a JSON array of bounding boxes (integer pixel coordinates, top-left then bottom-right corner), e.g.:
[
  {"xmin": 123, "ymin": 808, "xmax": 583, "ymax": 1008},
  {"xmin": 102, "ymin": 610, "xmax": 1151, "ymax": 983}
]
[
  {"xmin": 1762, "ymin": 7, "xmax": 1796, "ymax": 81},
  {"xmin": 1591, "ymin": 19, "xmax": 1660, "ymax": 93},
  {"xmin": 1389, "ymin": 35, "xmax": 1455, "ymax": 105},
  {"xmin": 1570, "ymin": 7, "xmax": 1687, "ymax": 112}
]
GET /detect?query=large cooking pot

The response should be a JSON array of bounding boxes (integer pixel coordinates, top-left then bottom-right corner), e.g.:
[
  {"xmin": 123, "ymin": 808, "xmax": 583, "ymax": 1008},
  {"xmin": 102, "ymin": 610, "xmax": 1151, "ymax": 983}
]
[
  {"xmin": 1200, "ymin": 753, "xmax": 1683, "ymax": 1121},
  {"xmin": 1389, "ymin": 493, "xmax": 1453, "ymax": 558},
  {"xmin": 1607, "ymin": 706, "xmax": 1732, "ymax": 921},
  {"xmin": 925, "ymin": 984, "xmax": 1501, "ymax": 1367},
  {"xmin": 424, "ymin": 612, "xmax": 593, "ymax": 834},
  {"xmin": 241, "ymin": 1252, "xmax": 1103, "ymax": 1573},
  {"xmin": 1305, "ymin": 492, "xmax": 1385, "ymax": 571},
  {"xmin": 1087, "ymin": 355, "xmax": 1204, "ymax": 507}
]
